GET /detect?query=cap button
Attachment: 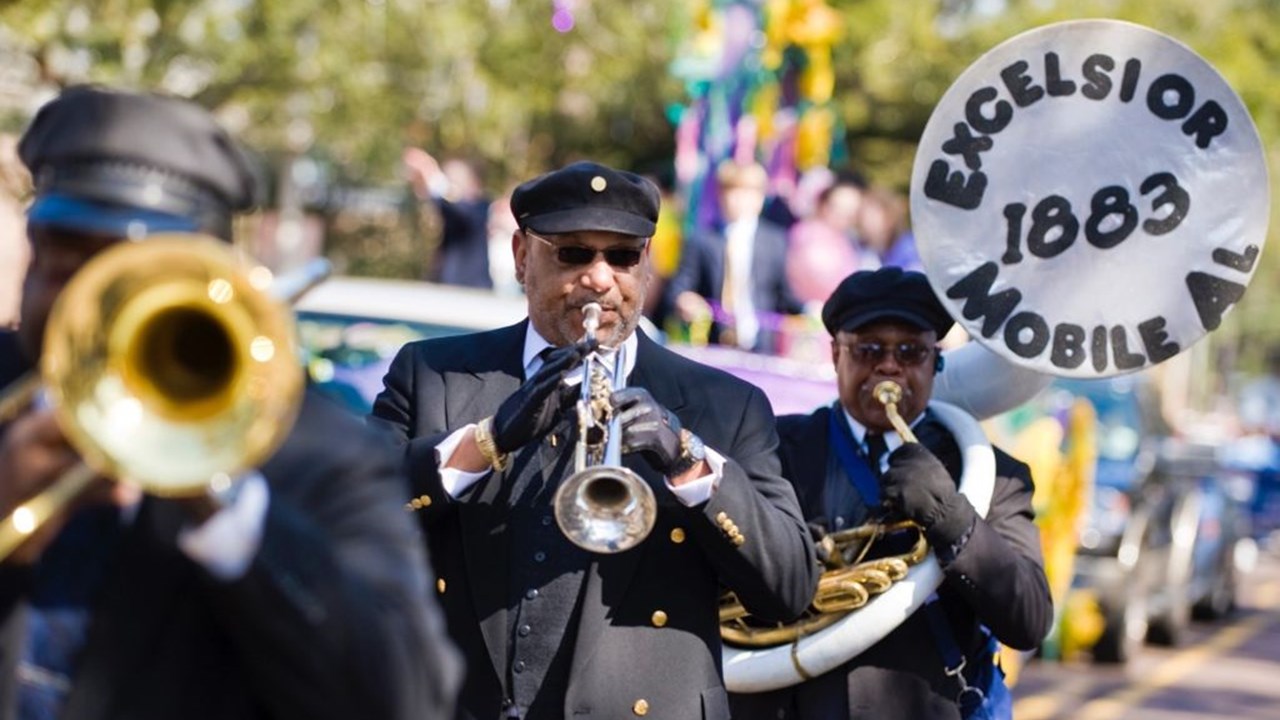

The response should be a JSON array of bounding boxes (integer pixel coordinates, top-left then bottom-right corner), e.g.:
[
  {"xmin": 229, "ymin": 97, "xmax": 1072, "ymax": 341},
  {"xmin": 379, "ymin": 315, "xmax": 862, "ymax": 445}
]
[{"xmin": 591, "ymin": 176, "xmax": 607, "ymax": 192}]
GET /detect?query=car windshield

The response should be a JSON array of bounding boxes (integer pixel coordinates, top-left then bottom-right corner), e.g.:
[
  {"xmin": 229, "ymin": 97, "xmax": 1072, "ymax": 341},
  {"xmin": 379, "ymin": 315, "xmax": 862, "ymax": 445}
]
[{"xmin": 299, "ymin": 311, "xmax": 474, "ymax": 413}]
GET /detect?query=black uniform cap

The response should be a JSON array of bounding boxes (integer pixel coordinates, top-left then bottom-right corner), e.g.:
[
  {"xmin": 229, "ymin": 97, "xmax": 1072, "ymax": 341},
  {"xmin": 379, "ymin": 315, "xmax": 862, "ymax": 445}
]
[
  {"xmin": 821, "ymin": 267, "xmax": 955, "ymax": 337},
  {"xmin": 511, "ymin": 161, "xmax": 659, "ymax": 238},
  {"xmin": 18, "ymin": 85, "xmax": 256, "ymax": 239}
]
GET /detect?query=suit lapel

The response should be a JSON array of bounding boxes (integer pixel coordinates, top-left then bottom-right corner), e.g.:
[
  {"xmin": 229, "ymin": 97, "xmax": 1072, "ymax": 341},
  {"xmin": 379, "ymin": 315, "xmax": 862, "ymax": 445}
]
[
  {"xmin": 447, "ymin": 321, "xmax": 526, "ymax": 426},
  {"xmin": 798, "ymin": 408, "xmax": 835, "ymax": 522},
  {"xmin": 628, "ymin": 333, "xmax": 690, "ymax": 425}
]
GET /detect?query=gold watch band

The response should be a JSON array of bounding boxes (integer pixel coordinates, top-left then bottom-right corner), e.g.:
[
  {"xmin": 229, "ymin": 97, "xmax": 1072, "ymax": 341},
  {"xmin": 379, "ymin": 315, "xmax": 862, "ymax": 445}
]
[{"xmin": 473, "ymin": 416, "xmax": 510, "ymax": 472}]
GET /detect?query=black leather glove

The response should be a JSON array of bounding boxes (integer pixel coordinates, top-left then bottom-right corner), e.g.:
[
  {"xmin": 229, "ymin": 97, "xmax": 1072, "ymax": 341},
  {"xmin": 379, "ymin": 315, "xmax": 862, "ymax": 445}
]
[
  {"xmin": 491, "ymin": 339, "xmax": 596, "ymax": 454},
  {"xmin": 611, "ymin": 387, "xmax": 683, "ymax": 473},
  {"xmin": 879, "ymin": 443, "xmax": 977, "ymax": 547}
]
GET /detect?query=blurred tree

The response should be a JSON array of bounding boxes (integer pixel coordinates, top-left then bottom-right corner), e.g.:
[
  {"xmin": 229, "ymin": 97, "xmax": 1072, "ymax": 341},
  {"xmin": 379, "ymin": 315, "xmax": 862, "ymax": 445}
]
[
  {"xmin": 0, "ymin": 0, "xmax": 1276, "ymax": 371},
  {"xmin": 0, "ymin": 0, "xmax": 681, "ymax": 184},
  {"xmin": 0, "ymin": 0, "xmax": 683, "ymax": 278}
]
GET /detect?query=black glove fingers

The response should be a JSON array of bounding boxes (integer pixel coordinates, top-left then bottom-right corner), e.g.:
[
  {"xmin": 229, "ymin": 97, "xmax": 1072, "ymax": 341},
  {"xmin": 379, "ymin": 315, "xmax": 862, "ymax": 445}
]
[
  {"xmin": 537, "ymin": 348, "xmax": 584, "ymax": 380},
  {"xmin": 626, "ymin": 418, "xmax": 664, "ymax": 435},
  {"xmin": 616, "ymin": 404, "xmax": 657, "ymax": 429},
  {"xmin": 557, "ymin": 381, "xmax": 582, "ymax": 411},
  {"xmin": 521, "ymin": 373, "xmax": 565, "ymax": 408},
  {"xmin": 538, "ymin": 337, "xmax": 597, "ymax": 378},
  {"xmin": 887, "ymin": 441, "xmax": 929, "ymax": 465},
  {"xmin": 609, "ymin": 386, "xmax": 646, "ymax": 411}
]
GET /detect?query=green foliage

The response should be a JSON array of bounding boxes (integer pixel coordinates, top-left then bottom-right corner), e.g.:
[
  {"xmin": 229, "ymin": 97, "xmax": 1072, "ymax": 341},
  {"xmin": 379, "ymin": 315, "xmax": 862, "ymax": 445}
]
[
  {"xmin": 2, "ymin": 0, "xmax": 1277, "ymax": 370},
  {"xmin": 0, "ymin": 0, "xmax": 681, "ymax": 185}
]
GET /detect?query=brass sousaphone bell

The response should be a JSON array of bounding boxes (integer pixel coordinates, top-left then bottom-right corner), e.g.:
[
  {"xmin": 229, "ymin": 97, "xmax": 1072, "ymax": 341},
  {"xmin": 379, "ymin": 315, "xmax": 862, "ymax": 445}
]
[{"xmin": 719, "ymin": 381, "xmax": 930, "ymax": 648}]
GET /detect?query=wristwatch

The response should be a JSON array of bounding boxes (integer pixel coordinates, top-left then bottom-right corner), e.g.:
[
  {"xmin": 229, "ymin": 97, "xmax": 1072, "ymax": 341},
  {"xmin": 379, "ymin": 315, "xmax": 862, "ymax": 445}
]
[{"xmin": 670, "ymin": 428, "xmax": 707, "ymax": 476}]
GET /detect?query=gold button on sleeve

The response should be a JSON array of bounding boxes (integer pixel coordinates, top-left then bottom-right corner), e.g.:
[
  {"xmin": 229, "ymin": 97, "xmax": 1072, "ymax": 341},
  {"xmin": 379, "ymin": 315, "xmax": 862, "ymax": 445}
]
[
  {"xmin": 669, "ymin": 527, "xmax": 686, "ymax": 544},
  {"xmin": 715, "ymin": 511, "xmax": 728, "ymax": 524},
  {"xmin": 436, "ymin": 578, "xmax": 446, "ymax": 594},
  {"xmin": 651, "ymin": 610, "xmax": 668, "ymax": 627},
  {"xmin": 632, "ymin": 699, "xmax": 649, "ymax": 716}
]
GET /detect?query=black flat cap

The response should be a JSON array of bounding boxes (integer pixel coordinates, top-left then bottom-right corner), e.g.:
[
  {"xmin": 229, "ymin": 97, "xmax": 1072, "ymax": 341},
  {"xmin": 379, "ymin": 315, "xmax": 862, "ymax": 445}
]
[
  {"xmin": 19, "ymin": 85, "xmax": 256, "ymax": 239},
  {"xmin": 511, "ymin": 161, "xmax": 659, "ymax": 237},
  {"xmin": 822, "ymin": 267, "xmax": 954, "ymax": 337}
]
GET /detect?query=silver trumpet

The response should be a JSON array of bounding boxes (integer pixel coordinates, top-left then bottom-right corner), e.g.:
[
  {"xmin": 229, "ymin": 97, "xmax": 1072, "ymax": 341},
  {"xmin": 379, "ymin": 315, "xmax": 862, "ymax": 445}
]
[{"xmin": 552, "ymin": 303, "xmax": 657, "ymax": 553}]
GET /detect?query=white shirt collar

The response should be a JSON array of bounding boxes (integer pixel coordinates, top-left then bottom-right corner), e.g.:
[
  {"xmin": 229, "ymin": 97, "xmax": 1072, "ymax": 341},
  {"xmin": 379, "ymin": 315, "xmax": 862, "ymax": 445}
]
[
  {"xmin": 840, "ymin": 404, "xmax": 926, "ymax": 455},
  {"xmin": 522, "ymin": 323, "xmax": 638, "ymax": 381}
]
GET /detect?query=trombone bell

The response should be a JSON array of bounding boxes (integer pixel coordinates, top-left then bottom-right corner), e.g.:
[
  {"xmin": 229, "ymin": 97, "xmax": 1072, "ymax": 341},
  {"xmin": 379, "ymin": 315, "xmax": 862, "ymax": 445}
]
[{"xmin": 43, "ymin": 235, "xmax": 303, "ymax": 495}]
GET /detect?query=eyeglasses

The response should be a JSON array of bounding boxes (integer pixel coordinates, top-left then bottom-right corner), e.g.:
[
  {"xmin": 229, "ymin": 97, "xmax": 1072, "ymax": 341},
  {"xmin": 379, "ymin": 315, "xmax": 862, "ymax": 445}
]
[
  {"xmin": 524, "ymin": 229, "xmax": 648, "ymax": 268},
  {"xmin": 840, "ymin": 341, "xmax": 935, "ymax": 367}
]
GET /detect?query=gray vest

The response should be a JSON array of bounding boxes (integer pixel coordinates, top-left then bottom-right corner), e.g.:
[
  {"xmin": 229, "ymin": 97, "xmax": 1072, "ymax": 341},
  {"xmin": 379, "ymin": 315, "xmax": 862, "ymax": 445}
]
[{"xmin": 505, "ymin": 421, "xmax": 591, "ymax": 718}]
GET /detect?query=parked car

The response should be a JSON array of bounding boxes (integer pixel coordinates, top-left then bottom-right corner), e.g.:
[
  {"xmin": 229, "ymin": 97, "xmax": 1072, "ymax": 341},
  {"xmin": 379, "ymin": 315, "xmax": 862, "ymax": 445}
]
[
  {"xmin": 1222, "ymin": 433, "xmax": 1280, "ymax": 550},
  {"xmin": 1056, "ymin": 376, "xmax": 1251, "ymax": 664},
  {"xmin": 294, "ymin": 276, "xmax": 527, "ymax": 413},
  {"xmin": 293, "ymin": 276, "xmax": 834, "ymax": 415}
]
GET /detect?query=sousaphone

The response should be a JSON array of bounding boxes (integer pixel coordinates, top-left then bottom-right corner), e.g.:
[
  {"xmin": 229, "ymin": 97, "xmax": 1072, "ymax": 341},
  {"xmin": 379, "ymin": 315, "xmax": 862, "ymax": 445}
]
[{"xmin": 723, "ymin": 19, "xmax": 1269, "ymax": 693}]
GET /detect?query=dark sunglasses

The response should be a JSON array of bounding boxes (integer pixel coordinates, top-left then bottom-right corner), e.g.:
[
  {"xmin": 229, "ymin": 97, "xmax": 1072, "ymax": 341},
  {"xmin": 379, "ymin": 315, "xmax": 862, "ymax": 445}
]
[
  {"xmin": 525, "ymin": 229, "xmax": 647, "ymax": 268},
  {"xmin": 840, "ymin": 341, "xmax": 934, "ymax": 367}
]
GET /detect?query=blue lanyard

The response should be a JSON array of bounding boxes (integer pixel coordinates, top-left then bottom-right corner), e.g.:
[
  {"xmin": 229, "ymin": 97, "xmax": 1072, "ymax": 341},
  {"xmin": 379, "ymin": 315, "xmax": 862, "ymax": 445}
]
[{"xmin": 826, "ymin": 404, "xmax": 881, "ymax": 506}]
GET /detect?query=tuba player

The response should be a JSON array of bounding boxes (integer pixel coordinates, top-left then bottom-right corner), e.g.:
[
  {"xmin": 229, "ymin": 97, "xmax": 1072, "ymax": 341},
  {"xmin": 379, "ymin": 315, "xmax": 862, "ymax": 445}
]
[{"xmin": 730, "ymin": 268, "xmax": 1052, "ymax": 720}]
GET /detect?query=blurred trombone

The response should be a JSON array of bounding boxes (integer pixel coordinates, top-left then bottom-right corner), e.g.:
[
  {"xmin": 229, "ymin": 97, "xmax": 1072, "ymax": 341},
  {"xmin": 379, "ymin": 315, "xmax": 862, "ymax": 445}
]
[{"xmin": 0, "ymin": 235, "xmax": 329, "ymax": 560}]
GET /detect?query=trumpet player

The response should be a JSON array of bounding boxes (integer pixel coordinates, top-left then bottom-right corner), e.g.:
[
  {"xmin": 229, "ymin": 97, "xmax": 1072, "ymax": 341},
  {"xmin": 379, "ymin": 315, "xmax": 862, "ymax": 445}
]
[
  {"xmin": 730, "ymin": 268, "xmax": 1052, "ymax": 720},
  {"xmin": 0, "ymin": 86, "xmax": 460, "ymax": 720},
  {"xmin": 370, "ymin": 161, "xmax": 817, "ymax": 720}
]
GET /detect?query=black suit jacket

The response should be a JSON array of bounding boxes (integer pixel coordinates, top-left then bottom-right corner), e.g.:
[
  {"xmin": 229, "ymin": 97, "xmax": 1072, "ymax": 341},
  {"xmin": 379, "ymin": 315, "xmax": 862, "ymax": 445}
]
[
  {"xmin": 0, "ymin": 331, "xmax": 462, "ymax": 720},
  {"xmin": 664, "ymin": 220, "xmax": 804, "ymax": 342},
  {"xmin": 369, "ymin": 322, "xmax": 818, "ymax": 720},
  {"xmin": 730, "ymin": 405, "xmax": 1052, "ymax": 720}
]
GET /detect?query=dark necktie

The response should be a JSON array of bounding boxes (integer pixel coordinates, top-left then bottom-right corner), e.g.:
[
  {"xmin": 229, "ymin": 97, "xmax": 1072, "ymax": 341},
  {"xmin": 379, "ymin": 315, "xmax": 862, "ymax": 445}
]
[
  {"xmin": 864, "ymin": 432, "xmax": 888, "ymax": 478},
  {"xmin": 527, "ymin": 346, "xmax": 556, "ymax": 381}
]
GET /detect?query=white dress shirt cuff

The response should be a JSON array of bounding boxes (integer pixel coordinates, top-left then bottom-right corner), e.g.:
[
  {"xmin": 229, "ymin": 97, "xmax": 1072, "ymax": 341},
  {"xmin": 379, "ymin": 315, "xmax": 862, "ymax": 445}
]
[
  {"xmin": 665, "ymin": 447, "xmax": 726, "ymax": 506},
  {"xmin": 177, "ymin": 472, "xmax": 270, "ymax": 582},
  {"xmin": 436, "ymin": 424, "xmax": 489, "ymax": 498}
]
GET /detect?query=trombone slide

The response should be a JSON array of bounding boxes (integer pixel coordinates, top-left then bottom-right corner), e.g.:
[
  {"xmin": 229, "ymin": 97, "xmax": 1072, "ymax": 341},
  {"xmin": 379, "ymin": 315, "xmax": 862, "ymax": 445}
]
[{"xmin": 0, "ymin": 463, "xmax": 98, "ymax": 560}]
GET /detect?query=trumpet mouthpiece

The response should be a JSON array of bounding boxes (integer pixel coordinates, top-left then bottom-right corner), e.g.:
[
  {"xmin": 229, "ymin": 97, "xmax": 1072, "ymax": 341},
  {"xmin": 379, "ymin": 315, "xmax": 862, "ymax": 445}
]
[
  {"xmin": 582, "ymin": 303, "xmax": 602, "ymax": 338},
  {"xmin": 873, "ymin": 381, "xmax": 903, "ymax": 406}
]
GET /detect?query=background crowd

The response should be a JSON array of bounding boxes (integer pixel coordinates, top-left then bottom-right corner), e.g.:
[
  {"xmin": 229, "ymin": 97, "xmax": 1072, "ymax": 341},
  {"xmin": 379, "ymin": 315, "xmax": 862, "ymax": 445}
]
[{"xmin": 403, "ymin": 147, "xmax": 921, "ymax": 360}]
